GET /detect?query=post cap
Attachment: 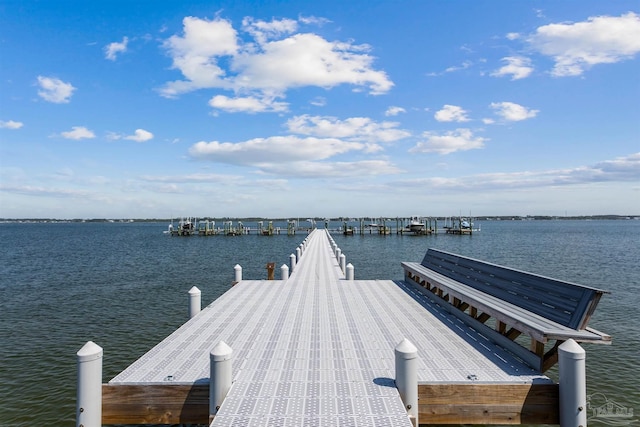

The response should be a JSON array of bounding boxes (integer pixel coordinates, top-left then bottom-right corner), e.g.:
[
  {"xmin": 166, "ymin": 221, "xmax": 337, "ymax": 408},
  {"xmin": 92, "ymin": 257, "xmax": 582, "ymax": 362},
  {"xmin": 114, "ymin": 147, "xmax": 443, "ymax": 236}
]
[
  {"xmin": 188, "ymin": 286, "xmax": 201, "ymax": 295},
  {"xmin": 77, "ymin": 341, "xmax": 103, "ymax": 362},
  {"xmin": 559, "ymin": 338, "xmax": 586, "ymax": 360},
  {"xmin": 211, "ymin": 341, "xmax": 233, "ymax": 361},
  {"xmin": 395, "ymin": 338, "xmax": 418, "ymax": 359}
]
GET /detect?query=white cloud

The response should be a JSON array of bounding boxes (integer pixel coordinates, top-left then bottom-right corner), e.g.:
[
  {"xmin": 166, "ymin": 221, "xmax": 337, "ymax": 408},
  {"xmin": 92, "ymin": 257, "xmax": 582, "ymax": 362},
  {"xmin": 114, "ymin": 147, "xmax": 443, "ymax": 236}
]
[
  {"xmin": 140, "ymin": 173, "xmax": 243, "ymax": 183},
  {"xmin": 260, "ymin": 160, "xmax": 402, "ymax": 177},
  {"xmin": 434, "ymin": 105, "xmax": 470, "ymax": 122},
  {"xmin": 506, "ymin": 32, "xmax": 521, "ymax": 40},
  {"xmin": 491, "ymin": 56, "xmax": 534, "ymax": 80},
  {"xmin": 385, "ymin": 106, "xmax": 406, "ymax": 116},
  {"xmin": 310, "ymin": 97, "xmax": 326, "ymax": 107},
  {"xmin": 209, "ymin": 94, "xmax": 288, "ymax": 113},
  {"xmin": 242, "ymin": 17, "xmax": 298, "ymax": 45},
  {"xmin": 396, "ymin": 152, "xmax": 640, "ymax": 191},
  {"xmin": 37, "ymin": 76, "xmax": 76, "ymax": 103},
  {"xmin": 0, "ymin": 120, "xmax": 23, "ymax": 129},
  {"xmin": 528, "ymin": 12, "xmax": 640, "ymax": 77},
  {"xmin": 490, "ymin": 102, "xmax": 539, "ymax": 121},
  {"xmin": 189, "ymin": 135, "xmax": 365, "ymax": 165},
  {"xmin": 125, "ymin": 129, "xmax": 154, "ymax": 142},
  {"xmin": 286, "ymin": 115, "xmax": 410, "ymax": 143},
  {"xmin": 160, "ymin": 17, "xmax": 239, "ymax": 97},
  {"xmin": 298, "ymin": 15, "xmax": 331, "ymax": 26},
  {"xmin": 61, "ymin": 126, "xmax": 95, "ymax": 140},
  {"xmin": 0, "ymin": 184, "xmax": 93, "ymax": 198},
  {"xmin": 105, "ymin": 36, "xmax": 129, "ymax": 61},
  {"xmin": 160, "ymin": 16, "xmax": 393, "ymax": 101},
  {"xmin": 232, "ymin": 33, "xmax": 392, "ymax": 94},
  {"xmin": 410, "ymin": 128, "xmax": 487, "ymax": 154},
  {"xmin": 444, "ymin": 60, "xmax": 472, "ymax": 73}
]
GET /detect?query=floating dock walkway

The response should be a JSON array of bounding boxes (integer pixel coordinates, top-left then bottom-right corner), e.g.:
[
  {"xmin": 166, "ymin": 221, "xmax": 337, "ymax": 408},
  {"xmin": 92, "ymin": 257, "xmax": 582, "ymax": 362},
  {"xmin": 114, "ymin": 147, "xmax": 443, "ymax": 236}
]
[{"xmin": 77, "ymin": 229, "xmax": 603, "ymax": 426}]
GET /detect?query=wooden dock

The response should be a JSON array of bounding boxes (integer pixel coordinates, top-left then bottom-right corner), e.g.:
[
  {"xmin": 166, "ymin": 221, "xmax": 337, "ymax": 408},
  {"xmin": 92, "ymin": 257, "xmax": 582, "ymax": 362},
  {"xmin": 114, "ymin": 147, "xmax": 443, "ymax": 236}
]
[{"xmin": 82, "ymin": 229, "xmax": 588, "ymax": 426}]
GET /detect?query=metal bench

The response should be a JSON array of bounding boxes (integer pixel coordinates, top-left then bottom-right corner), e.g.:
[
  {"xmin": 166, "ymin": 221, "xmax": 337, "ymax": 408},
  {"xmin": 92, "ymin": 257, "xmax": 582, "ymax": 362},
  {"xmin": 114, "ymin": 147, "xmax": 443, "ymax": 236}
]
[{"xmin": 402, "ymin": 248, "xmax": 610, "ymax": 371}]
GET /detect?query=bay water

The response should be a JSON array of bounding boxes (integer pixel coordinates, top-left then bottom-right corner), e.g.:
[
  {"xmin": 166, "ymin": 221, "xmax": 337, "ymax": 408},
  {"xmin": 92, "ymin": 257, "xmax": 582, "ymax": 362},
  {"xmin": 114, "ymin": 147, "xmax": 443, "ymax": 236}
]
[{"xmin": 0, "ymin": 220, "xmax": 638, "ymax": 426}]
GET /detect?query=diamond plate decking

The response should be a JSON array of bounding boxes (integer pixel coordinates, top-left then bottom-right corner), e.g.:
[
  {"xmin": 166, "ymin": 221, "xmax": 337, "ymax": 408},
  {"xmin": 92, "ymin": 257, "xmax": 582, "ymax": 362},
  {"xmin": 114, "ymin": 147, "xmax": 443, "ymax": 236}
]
[{"xmin": 109, "ymin": 229, "xmax": 550, "ymax": 426}]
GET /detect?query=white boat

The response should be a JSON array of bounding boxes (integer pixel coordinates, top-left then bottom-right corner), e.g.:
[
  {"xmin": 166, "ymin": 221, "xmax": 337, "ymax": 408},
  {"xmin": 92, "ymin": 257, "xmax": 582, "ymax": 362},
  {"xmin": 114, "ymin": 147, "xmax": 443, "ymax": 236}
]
[{"xmin": 406, "ymin": 217, "xmax": 425, "ymax": 232}]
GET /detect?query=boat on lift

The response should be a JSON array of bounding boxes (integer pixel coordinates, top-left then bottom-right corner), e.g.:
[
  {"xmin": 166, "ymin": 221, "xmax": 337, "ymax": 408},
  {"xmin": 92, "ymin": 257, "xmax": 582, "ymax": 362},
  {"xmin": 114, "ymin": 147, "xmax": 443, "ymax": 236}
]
[{"xmin": 406, "ymin": 217, "xmax": 425, "ymax": 232}]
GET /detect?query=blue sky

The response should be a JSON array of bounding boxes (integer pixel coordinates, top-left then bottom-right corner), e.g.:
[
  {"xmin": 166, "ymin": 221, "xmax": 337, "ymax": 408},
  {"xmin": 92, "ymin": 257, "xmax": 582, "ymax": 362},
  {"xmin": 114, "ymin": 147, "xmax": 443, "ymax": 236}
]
[{"xmin": 1, "ymin": 1, "xmax": 639, "ymax": 219}]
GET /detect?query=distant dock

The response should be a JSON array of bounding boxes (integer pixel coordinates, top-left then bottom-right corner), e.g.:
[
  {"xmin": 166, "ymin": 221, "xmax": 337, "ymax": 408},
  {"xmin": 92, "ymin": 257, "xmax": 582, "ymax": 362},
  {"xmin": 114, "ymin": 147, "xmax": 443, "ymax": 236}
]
[
  {"xmin": 165, "ymin": 216, "xmax": 480, "ymax": 237},
  {"xmin": 76, "ymin": 228, "xmax": 607, "ymax": 426}
]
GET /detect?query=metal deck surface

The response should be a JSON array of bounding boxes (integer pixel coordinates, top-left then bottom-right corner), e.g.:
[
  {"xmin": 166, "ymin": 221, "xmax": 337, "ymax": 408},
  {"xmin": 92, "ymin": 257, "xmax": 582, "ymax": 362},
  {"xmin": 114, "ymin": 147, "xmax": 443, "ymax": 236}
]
[{"xmin": 110, "ymin": 229, "xmax": 550, "ymax": 426}]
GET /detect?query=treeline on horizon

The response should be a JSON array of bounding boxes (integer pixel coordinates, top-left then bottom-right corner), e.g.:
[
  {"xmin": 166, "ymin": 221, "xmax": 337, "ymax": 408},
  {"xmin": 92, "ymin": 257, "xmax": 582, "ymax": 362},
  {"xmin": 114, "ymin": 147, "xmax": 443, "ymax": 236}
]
[{"xmin": 2, "ymin": 215, "xmax": 638, "ymax": 223}]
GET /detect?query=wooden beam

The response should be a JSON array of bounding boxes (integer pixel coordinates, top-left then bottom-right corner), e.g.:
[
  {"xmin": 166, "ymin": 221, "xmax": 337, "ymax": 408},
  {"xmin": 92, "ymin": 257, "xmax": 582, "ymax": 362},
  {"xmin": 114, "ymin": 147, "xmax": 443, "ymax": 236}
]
[
  {"xmin": 102, "ymin": 384, "xmax": 209, "ymax": 425},
  {"xmin": 418, "ymin": 383, "xmax": 559, "ymax": 425},
  {"xmin": 506, "ymin": 328, "xmax": 522, "ymax": 340},
  {"xmin": 476, "ymin": 312, "xmax": 491, "ymax": 323},
  {"xmin": 542, "ymin": 341, "xmax": 562, "ymax": 372},
  {"xmin": 531, "ymin": 338, "xmax": 545, "ymax": 357}
]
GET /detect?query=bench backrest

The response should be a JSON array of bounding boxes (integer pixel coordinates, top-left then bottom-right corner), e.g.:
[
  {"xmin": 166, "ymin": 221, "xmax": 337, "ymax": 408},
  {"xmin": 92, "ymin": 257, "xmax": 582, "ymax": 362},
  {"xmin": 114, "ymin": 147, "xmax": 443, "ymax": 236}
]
[{"xmin": 421, "ymin": 248, "xmax": 606, "ymax": 330}]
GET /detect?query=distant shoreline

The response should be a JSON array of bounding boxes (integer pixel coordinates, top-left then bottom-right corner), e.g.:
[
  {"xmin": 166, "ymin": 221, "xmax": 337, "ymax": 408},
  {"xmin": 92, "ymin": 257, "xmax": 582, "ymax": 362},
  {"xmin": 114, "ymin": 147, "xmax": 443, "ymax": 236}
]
[{"xmin": 1, "ymin": 215, "xmax": 638, "ymax": 223}]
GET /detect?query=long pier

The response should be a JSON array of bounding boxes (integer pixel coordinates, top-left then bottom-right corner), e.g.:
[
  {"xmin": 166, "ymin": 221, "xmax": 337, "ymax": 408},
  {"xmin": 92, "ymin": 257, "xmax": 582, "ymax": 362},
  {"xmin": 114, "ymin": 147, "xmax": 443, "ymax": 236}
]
[{"xmin": 77, "ymin": 229, "xmax": 585, "ymax": 426}]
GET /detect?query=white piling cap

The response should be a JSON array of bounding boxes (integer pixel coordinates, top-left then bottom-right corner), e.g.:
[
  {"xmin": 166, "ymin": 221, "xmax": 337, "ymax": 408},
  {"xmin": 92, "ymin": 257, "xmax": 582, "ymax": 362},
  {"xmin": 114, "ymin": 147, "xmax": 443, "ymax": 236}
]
[
  {"xmin": 77, "ymin": 341, "xmax": 103, "ymax": 362},
  {"xmin": 188, "ymin": 286, "xmax": 201, "ymax": 295},
  {"xmin": 559, "ymin": 338, "xmax": 586, "ymax": 360},
  {"xmin": 211, "ymin": 341, "xmax": 233, "ymax": 361},
  {"xmin": 395, "ymin": 338, "xmax": 418, "ymax": 359}
]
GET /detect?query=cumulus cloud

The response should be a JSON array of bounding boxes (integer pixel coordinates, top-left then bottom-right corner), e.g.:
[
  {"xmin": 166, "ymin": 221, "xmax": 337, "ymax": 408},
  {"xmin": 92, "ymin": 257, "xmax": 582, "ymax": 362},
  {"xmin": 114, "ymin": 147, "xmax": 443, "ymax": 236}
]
[
  {"xmin": 385, "ymin": 106, "xmax": 406, "ymax": 116},
  {"xmin": 61, "ymin": 126, "xmax": 95, "ymax": 140},
  {"xmin": 434, "ymin": 105, "xmax": 471, "ymax": 122},
  {"xmin": 159, "ymin": 16, "xmax": 393, "ymax": 103},
  {"xmin": 105, "ymin": 36, "xmax": 129, "ymax": 60},
  {"xmin": 410, "ymin": 128, "xmax": 487, "ymax": 154},
  {"xmin": 37, "ymin": 76, "xmax": 76, "ymax": 103},
  {"xmin": 125, "ymin": 129, "xmax": 154, "ymax": 142},
  {"xmin": 0, "ymin": 120, "xmax": 23, "ymax": 129},
  {"xmin": 490, "ymin": 102, "xmax": 539, "ymax": 121},
  {"xmin": 189, "ymin": 135, "xmax": 364, "ymax": 165},
  {"xmin": 527, "ymin": 12, "xmax": 640, "ymax": 77},
  {"xmin": 285, "ymin": 115, "xmax": 411, "ymax": 143},
  {"xmin": 209, "ymin": 94, "xmax": 288, "ymax": 113},
  {"xmin": 491, "ymin": 56, "xmax": 534, "ymax": 80}
]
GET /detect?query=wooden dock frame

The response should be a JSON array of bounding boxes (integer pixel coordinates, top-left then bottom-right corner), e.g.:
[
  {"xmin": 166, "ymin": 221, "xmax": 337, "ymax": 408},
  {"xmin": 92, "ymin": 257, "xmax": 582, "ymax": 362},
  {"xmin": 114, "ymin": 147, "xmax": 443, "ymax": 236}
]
[
  {"xmin": 99, "ymin": 382, "xmax": 559, "ymax": 425},
  {"xmin": 101, "ymin": 363, "xmax": 560, "ymax": 427}
]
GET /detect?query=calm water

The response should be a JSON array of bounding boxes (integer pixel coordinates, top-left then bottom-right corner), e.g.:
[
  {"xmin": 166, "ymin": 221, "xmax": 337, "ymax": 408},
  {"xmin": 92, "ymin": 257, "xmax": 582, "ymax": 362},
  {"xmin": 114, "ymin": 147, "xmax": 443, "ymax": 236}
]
[{"xmin": 0, "ymin": 220, "xmax": 638, "ymax": 426}]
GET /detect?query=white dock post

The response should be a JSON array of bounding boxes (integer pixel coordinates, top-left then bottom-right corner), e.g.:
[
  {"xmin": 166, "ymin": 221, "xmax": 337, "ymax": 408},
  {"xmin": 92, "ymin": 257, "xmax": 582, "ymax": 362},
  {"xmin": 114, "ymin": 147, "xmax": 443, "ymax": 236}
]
[
  {"xmin": 296, "ymin": 247, "xmax": 302, "ymax": 262},
  {"xmin": 559, "ymin": 339, "xmax": 587, "ymax": 427},
  {"xmin": 290, "ymin": 253, "xmax": 296, "ymax": 272},
  {"xmin": 336, "ymin": 248, "xmax": 341, "ymax": 262},
  {"xmin": 188, "ymin": 286, "xmax": 201, "ymax": 319},
  {"xmin": 210, "ymin": 341, "xmax": 233, "ymax": 416},
  {"xmin": 281, "ymin": 264, "xmax": 289, "ymax": 280},
  {"xmin": 395, "ymin": 338, "xmax": 419, "ymax": 426},
  {"xmin": 234, "ymin": 264, "xmax": 242, "ymax": 283},
  {"xmin": 76, "ymin": 341, "xmax": 103, "ymax": 427},
  {"xmin": 346, "ymin": 263, "xmax": 354, "ymax": 280},
  {"xmin": 340, "ymin": 253, "xmax": 346, "ymax": 273}
]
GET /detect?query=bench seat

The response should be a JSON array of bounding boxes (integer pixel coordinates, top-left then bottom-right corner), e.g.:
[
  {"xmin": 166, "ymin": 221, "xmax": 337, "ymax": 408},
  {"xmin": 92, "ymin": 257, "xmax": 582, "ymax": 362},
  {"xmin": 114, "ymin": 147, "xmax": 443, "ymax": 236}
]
[
  {"xmin": 402, "ymin": 261, "xmax": 607, "ymax": 344},
  {"xmin": 401, "ymin": 248, "xmax": 610, "ymax": 371}
]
